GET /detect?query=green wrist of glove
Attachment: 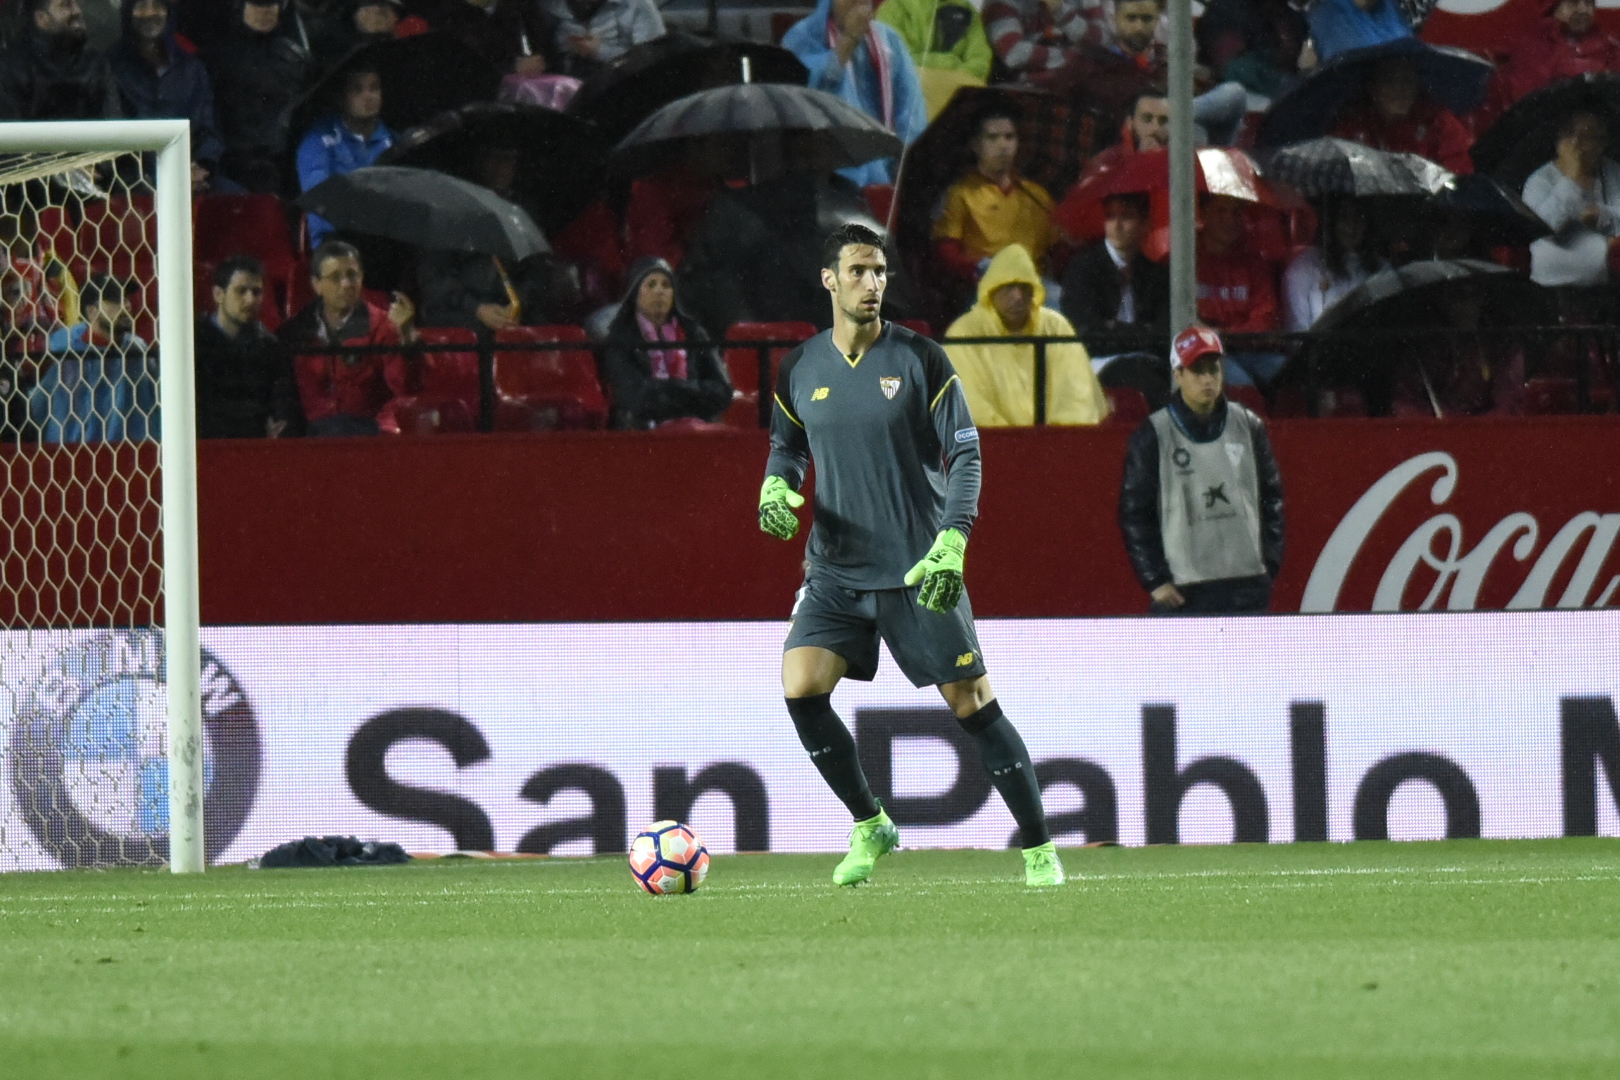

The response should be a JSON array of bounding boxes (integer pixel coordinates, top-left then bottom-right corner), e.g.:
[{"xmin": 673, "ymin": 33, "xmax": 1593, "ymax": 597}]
[
  {"xmin": 904, "ymin": 528, "xmax": 967, "ymax": 613},
  {"xmin": 758, "ymin": 476, "xmax": 805, "ymax": 541}
]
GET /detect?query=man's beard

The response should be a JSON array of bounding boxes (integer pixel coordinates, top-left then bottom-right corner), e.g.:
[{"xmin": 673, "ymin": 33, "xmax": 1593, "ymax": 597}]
[{"xmin": 841, "ymin": 300, "xmax": 880, "ymax": 325}]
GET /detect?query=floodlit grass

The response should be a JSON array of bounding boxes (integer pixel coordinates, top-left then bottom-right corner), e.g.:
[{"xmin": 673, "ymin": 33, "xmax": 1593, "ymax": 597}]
[{"xmin": 1, "ymin": 840, "xmax": 1618, "ymax": 1079}]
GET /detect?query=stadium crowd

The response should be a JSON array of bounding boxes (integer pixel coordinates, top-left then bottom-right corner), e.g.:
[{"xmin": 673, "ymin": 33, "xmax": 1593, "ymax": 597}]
[{"xmin": 0, "ymin": 0, "xmax": 1618, "ymax": 438}]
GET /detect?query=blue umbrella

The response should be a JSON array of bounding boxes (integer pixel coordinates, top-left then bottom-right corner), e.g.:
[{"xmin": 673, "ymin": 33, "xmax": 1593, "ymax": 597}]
[{"xmin": 1256, "ymin": 38, "xmax": 1494, "ymax": 150}]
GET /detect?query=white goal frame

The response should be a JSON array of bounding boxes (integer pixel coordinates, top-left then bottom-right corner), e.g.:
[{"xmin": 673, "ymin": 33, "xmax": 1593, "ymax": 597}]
[{"xmin": 0, "ymin": 120, "xmax": 202, "ymax": 873}]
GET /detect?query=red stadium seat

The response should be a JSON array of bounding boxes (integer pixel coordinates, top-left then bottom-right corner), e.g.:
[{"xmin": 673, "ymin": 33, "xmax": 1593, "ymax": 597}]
[
  {"xmin": 384, "ymin": 327, "xmax": 482, "ymax": 436},
  {"xmin": 391, "ymin": 397, "xmax": 476, "ymax": 435},
  {"xmin": 1523, "ymin": 377, "xmax": 1579, "ymax": 415},
  {"xmin": 722, "ymin": 321, "xmax": 816, "ymax": 428},
  {"xmin": 1104, "ymin": 386, "xmax": 1150, "ymax": 425},
  {"xmin": 492, "ymin": 324, "xmax": 608, "ymax": 430},
  {"xmin": 80, "ymin": 196, "xmax": 157, "ymax": 277},
  {"xmin": 1227, "ymin": 384, "xmax": 1269, "ymax": 418}
]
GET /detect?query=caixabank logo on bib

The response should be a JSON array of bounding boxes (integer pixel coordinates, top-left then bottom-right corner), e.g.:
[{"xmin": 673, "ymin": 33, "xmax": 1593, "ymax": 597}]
[{"xmin": 8, "ymin": 632, "xmax": 262, "ymax": 868}]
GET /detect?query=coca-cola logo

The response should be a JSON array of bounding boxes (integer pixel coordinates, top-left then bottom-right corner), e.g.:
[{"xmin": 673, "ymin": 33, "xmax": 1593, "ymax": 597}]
[{"xmin": 1302, "ymin": 452, "xmax": 1620, "ymax": 613}]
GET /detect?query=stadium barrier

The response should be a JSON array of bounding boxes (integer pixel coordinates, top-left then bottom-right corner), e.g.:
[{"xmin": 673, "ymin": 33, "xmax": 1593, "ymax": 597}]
[
  {"xmin": 3, "ymin": 610, "xmax": 1617, "ymax": 868},
  {"xmin": 279, "ymin": 322, "xmax": 1620, "ymax": 434}
]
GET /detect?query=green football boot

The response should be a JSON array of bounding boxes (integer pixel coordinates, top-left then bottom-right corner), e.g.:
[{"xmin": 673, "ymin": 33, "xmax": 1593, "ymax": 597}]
[
  {"xmin": 832, "ymin": 806, "xmax": 899, "ymax": 886},
  {"xmin": 1023, "ymin": 842, "xmax": 1065, "ymax": 887}
]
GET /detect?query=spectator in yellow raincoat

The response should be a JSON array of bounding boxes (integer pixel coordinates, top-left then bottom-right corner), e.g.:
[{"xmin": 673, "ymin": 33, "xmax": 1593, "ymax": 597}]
[{"xmin": 942, "ymin": 243, "xmax": 1108, "ymax": 426}]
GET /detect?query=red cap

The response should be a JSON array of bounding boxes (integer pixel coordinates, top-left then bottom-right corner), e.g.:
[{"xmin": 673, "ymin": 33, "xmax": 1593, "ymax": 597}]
[{"xmin": 1172, "ymin": 326, "xmax": 1224, "ymax": 369}]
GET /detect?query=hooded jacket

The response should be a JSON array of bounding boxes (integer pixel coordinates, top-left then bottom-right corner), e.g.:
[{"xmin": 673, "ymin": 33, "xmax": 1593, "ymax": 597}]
[
  {"xmin": 782, "ymin": 0, "xmax": 927, "ymax": 187},
  {"xmin": 942, "ymin": 244, "xmax": 1106, "ymax": 426},
  {"xmin": 1498, "ymin": 15, "xmax": 1620, "ymax": 110},
  {"xmin": 598, "ymin": 257, "xmax": 732, "ymax": 429},
  {"xmin": 874, "ymin": 0, "xmax": 993, "ymax": 80},
  {"xmin": 205, "ymin": 0, "xmax": 314, "ymax": 191},
  {"xmin": 0, "ymin": 21, "xmax": 121, "ymax": 120},
  {"xmin": 110, "ymin": 0, "xmax": 224, "ymax": 165}
]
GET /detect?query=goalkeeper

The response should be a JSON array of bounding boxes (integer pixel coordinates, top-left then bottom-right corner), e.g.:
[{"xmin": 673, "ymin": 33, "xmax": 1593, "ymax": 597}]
[{"xmin": 760, "ymin": 222, "xmax": 1062, "ymax": 889}]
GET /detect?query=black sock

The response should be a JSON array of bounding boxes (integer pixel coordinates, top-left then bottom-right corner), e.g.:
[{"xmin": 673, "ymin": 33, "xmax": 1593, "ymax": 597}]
[
  {"xmin": 960, "ymin": 700, "xmax": 1051, "ymax": 848},
  {"xmin": 786, "ymin": 693, "xmax": 881, "ymax": 821}
]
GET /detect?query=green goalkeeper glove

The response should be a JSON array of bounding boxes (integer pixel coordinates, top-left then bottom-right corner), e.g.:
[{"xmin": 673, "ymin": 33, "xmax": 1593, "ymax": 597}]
[
  {"xmin": 759, "ymin": 476, "xmax": 805, "ymax": 540},
  {"xmin": 904, "ymin": 529, "xmax": 966, "ymax": 613}
]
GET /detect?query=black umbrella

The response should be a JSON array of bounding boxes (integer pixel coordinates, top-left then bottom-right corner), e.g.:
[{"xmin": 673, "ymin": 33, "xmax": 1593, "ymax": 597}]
[
  {"xmin": 568, "ymin": 33, "xmax": 808, "ymax": 145},
  {"xmin": 287, "ymin": 33, "xmax": 504, "ymax": 154},
  {"xmin": 611, "ymin": 83, "xmax": 903, "ymax": 178},
  {"xmin": 1313, "ymin": 258, "xmax": 1552, "ymax": 332},
  {"xmin": 296, "ymin": 166, "xmax": 548, "ymax": 260},
  {"xmin": 1256, "ymin": 38, "xmax": 1494, "ymax": 150},
  {"xmin": 1262, "ymin": 137, "xmax": 1453, "ymax": 198},
  {"xmin": 1470, "ymin": 73, "xmax": 1620, "ymax": 190},
  {"xmin": 1432, "ymin": 174, "xmax": 1551, "ymax": 244},
  {"xmin": 379, "ymin": 102, "xmax": 606, "ymax": 235}
]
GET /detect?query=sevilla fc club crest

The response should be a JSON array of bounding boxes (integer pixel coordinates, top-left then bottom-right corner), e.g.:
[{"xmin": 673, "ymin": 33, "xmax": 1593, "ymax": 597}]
[{"xmin": 879, "ymin": 376, "xmax": 901, "ymax": 400}]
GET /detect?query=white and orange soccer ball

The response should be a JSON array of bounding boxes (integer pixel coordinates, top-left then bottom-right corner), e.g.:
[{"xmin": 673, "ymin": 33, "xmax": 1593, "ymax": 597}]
[{"xmin": 629, "ymin": 820, "xmax": 710, "ymax": 895}]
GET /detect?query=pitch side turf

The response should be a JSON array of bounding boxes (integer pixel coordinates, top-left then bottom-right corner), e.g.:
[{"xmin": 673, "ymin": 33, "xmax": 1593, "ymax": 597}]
[{"xmin": 2, "ymin": 839, "xmax": 1617, "ymax": 1079}]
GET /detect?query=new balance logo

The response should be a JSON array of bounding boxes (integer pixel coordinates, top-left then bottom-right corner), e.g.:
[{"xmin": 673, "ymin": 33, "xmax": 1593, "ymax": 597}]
[
  {"xmin": 811, "ymin": 387, "xmax": 830, "ymax": 401},
  {"xmin": 955, "ymin": 652, "xmax": 975, "ymax": 667}
]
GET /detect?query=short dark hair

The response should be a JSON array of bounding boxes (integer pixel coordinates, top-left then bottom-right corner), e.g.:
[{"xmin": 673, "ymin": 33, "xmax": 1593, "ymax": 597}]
[
  {"xmin": 821, "ymin": 222, "xmax": 886, "ymax": 273},
  {"xmin": 1130, "ymin": 85, "xmax": 1169, "ymax": 113},
  {"xmin": 27, "ymin": 0, "xmax": 58, "ymax": 16},
  {"xmin": 310, "ymin": 239, "xmax": 361, "ymax": 279},
  {"xmin": 973, "ymin": 101, "xmax": 1023, "ymax": 138},
  {"xmin": 1102, "ymin": 192, "xmax": 1151, "ymax": 218},
  {"xmin": 81, "ymin": 272, "xmax": 131, "ymax": 309},
  {"xmin": 342, "ymin": 62, "xmax": 381, "ymax": 90},
  {"xmin": 214, "ymin": 254, "xmax": 265, "ymax": 290}
]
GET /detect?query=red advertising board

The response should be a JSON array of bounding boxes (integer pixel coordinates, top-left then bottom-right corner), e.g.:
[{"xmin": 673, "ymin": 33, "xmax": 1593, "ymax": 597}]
[{"xmin": 177, "ymin": 418, "xmax": 1620, "ymax": 624}]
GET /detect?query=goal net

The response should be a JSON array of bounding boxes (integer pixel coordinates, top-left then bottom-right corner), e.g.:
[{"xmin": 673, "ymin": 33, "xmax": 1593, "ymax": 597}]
[{"xmin": 0, "ymin": 121, "xmax": 203, "ymax": 873}]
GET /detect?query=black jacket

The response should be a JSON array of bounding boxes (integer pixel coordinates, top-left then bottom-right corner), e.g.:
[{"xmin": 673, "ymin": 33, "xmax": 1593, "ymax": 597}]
[
  {"xmin": 1117, "ymin": 391, "xmax": 1285, "ymax": 592},
  {"xmin": 194, "ymin": 314, "xmax": 303, "ymax": 437},
  {"xmin": 1060, "ymin": 239, "xmax": 1169, "ymax": 338},
  {"xmin": 109, "ymin": 0, "xmax": 225, "ymax": 164},
  {"xmin": 416, "ymin": 250, "xmax": 573, "ymax": 333},
  {"xmin": 0, "ymin": 29, "xmax": 121, "ymax": 120},
  {"xmin": 205, "ymin": 1, "xmax": 313, "ymax": 192},
  {"xmin": 598, "ymin": 257, "xmax": 732, "ymax": 429}
]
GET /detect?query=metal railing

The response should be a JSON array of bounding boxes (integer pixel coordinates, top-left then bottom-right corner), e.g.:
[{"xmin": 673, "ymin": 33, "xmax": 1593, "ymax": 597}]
[{"xmin": 281, "ymin": 322, "xmax": 1620, "ymax": 430}]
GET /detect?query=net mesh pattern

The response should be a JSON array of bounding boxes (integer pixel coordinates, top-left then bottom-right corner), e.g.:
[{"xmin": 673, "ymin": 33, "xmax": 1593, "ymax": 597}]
[{"xmin": 0, "ymin": 151, "xmax": 174, "ymax": 871}]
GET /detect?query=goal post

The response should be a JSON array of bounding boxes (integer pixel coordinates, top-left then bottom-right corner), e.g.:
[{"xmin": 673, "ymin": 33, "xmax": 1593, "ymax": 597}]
[{"xmin": 0, "ymin": 120, "xmax": 202, "ymax": 873}]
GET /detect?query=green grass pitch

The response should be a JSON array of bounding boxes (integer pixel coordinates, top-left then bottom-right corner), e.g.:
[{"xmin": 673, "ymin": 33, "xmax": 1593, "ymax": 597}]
[{"xmin": 2, "ymin": 839, "xmax": 1618, "ymax": 1079}]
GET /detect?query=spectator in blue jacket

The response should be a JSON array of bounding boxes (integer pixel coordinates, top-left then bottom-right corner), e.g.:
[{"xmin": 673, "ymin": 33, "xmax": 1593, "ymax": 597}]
[
  {"xmin": 782, "ymin": 0, "xmax": 927, "ymax": 187},
  {"xmin": 110, "ymin": 0, "xmax": 226, "ymax": 192},
  {"xmin": 33, "ymin": 273, "xmax": 158, "ymax": 443},
  {"xmin": 1305, "ymin": 0, "xmax": 1411, "ymax": 65},
  {"xmin": 295, "ymin": 62, "xmax": 393, "ymax": 247}
]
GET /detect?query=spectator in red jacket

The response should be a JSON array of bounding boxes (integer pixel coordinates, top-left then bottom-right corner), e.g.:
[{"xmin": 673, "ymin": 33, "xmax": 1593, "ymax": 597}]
[
  {"xmin": 1329, "ymin": 56, "xmax": 1473, "ymax": 174},
  {"xmin": 1197, "ymin": 193, "xmax": 1284, "ymax": 387},
  {"xmin": 1494, "ymin": 0, "xmax": 1620, "ymax": 113},
  {"xmin": 278, "ymin": 240, "xmax": 418, "ymax": 436}
]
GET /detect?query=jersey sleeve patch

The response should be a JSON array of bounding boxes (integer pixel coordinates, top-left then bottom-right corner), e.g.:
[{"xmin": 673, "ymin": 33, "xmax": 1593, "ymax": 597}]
[{"xmin": 954, "ymin": 426, "xmax": 979, "ymax": 443}]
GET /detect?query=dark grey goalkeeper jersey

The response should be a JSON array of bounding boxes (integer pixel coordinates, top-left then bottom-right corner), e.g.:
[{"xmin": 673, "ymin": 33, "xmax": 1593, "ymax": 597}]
[{"xmin": 765, "ymin": 322, "xmax": 982, "ymax": 591}]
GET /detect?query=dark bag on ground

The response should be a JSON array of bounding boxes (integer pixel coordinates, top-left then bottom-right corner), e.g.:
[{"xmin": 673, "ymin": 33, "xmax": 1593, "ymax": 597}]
[{"xmin": 258, "ymin": 835, "xmax": 412, "ymax": 868}]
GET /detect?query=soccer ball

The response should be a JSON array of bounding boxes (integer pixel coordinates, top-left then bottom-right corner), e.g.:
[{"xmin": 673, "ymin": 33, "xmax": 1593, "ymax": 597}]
[{"xmin": 629, "ymin": 821, "xmax": 709, "ymax": 895}]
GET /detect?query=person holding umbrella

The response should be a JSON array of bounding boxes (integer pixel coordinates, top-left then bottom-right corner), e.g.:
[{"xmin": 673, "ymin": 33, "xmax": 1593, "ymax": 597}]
[
  {"xmin": 782, "ymin": 0, "xmax": 928, "ymax": 187},
  {"xmin": 1284, "ymin": 197, "xmax": 1384, "ymax": 329},
  {"xmin": 296, "ymin": 62, "xmax": 395, "ymax": 248},
  {"xmin": 1493, "ymin": 0, "xmax": 1620, "ymax": 115},
  {"xmin": 1523, "ymin": 109, "xmax": 1620, "ymax": 287},
  {"xmin": 1328, "ymin": 55, "xmax": 1474, "ymax": 174}
]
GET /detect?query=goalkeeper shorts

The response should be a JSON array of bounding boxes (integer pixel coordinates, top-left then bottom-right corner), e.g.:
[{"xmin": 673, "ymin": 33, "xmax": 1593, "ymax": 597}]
[{"xmin": 783, "ymin": 575, "xmax": 986, "ymax": 689}]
